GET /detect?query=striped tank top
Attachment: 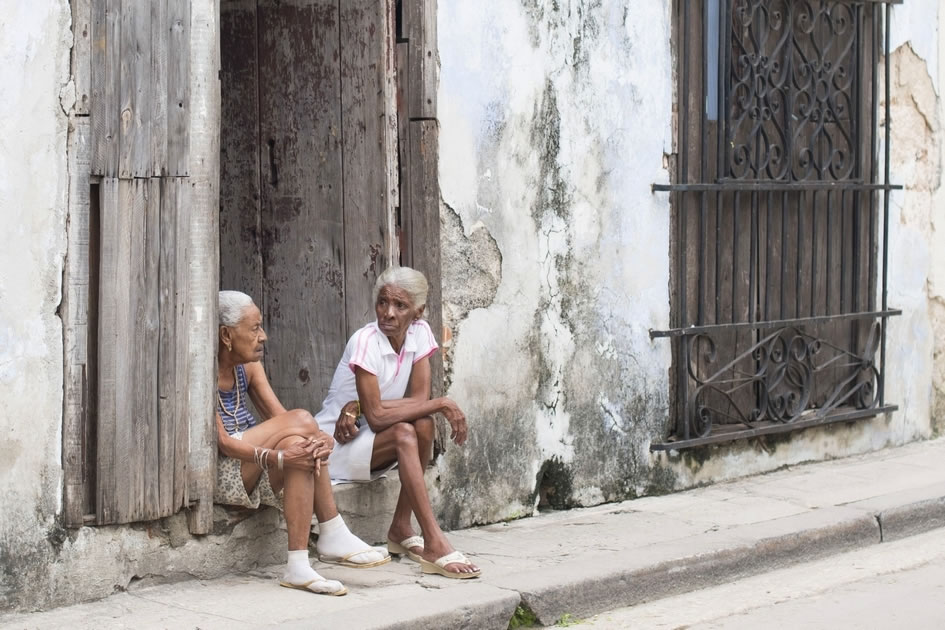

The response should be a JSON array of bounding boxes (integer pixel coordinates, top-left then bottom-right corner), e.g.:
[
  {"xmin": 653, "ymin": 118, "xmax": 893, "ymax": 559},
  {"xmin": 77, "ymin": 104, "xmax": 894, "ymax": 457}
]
[{"xmin": 217, "ymin": 364, "xmax": 259, "ymax": 435}]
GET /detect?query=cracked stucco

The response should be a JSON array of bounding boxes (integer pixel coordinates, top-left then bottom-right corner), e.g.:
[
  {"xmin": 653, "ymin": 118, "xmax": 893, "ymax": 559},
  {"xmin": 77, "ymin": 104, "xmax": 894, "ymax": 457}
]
[{"xmin": 435, "ymin": 0, "xmax": 673, "ymax": 525}]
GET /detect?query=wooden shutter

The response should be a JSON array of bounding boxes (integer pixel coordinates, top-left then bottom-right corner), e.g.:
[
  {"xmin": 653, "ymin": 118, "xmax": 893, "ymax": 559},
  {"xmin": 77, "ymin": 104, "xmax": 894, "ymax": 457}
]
[{"xmin": 63, "ymin": 0, "xmax": 202, "ymax": 526}]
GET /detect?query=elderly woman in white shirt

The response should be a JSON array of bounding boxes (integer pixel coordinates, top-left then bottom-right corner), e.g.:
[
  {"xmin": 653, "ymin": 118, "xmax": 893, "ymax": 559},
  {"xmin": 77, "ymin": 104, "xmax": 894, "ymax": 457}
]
[{"xmin": 315, "ymin": 266, "xmax": 480, "ymax": 578}]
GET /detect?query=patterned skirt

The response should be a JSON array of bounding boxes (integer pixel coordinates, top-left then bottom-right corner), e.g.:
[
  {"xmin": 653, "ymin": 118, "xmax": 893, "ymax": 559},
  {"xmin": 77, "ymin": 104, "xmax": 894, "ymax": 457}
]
[{"xmin": 214, "ymin": 431, "xmax": 284, "ymax": 510}]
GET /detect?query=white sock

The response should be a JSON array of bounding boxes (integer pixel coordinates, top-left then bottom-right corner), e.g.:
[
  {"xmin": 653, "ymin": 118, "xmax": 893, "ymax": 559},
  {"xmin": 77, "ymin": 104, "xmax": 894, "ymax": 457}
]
[
  {"xmin": 282, "ymin": 549, "xmax": 344, "ymax": 595},
  {"xmin": 316, "ymin": 515, "xmax": 387, "ymax": 564}
]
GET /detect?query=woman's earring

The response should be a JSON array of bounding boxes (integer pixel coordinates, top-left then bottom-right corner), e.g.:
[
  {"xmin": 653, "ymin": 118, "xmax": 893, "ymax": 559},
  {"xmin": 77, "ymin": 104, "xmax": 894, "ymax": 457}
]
[{"xmin": 225, "ymin": 341, "xmax": 232, "ymax": 352}]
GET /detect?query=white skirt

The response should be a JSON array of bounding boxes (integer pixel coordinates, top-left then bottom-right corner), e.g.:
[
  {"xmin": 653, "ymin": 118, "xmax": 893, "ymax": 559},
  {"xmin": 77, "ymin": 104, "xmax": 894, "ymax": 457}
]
[{"xmin": 327, "ymin": 419, "xmax": 397, "ymax": 484}]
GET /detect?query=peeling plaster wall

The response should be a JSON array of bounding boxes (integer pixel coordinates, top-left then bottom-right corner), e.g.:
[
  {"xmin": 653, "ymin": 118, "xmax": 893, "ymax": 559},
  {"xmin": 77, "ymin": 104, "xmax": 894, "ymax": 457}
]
[
  {"xmin": 0, "ymin": 0, "xmax": 73, "ymax": 608},
  {"xmin": 436, "ymin": 0, "xmax": 674, "ymax": 526},
  {"xmin": 882, "ymin": 0, "xmax": 944, "ymax": 438},
  {"xmin": 434, "ymin": 0, "xmax": 945, "ymax": 528}
]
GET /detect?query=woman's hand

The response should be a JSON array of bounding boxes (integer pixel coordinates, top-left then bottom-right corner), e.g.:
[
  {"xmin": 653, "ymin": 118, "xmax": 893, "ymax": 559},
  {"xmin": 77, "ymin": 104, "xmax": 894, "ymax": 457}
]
[
  {"xmin": 282, "ymin": 436, "xmax": 332, "ymax": 472},
  {"xmin": 334, "ymin": 401, "xmax": 361, "ymax": 445},
  {"xmin": 441, "ymin": 398, "xmax": 468, "ymax": 445}
]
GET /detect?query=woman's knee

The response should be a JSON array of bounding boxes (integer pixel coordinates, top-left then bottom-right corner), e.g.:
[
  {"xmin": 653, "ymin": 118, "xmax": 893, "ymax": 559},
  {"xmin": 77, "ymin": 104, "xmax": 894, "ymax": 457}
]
[
  {"xmin": 285, "ymin": 409, "xmax": 319, "ymax": 436},
  {"xmin": 390, "ymin": 421, "xmax": 419, "ymax": 447}
]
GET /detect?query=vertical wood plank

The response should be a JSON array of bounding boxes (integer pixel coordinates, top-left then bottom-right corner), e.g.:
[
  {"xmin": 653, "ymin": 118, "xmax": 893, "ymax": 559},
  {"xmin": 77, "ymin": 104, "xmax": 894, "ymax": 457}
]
[
  {"xmin": 220, "ymin": 0, "xmax": 263, "ymax": 300},
  {"xmin": 107, "ymin": 0, "xmax": 121, "ymax": 176},
  {"xmin": 186, "ymin": 0, "xmax": 217, "ymax": 535},
  {"xmin": 340, "ymin": 0, "xmax": 392, "ymax": 333},
  {"xmin": 96, "ymin": 178, "xmax": 134, "ymax": 524},
  {"xmin": 157, "ymin": 177, "xmax": 191, "ymax": 515},
  {"xmin": 138, "ymin": 179, "xmax": 162, "ymax": 518},
  {"xmin": 168, "ymin": 0, "xmax": 191, "ymax": 176},
  {"xmin": 403, "ymin": 0, "xmax": 437, "ymax": 119},
  {"xmin": 175, "ymin": 180, "xmax": 192, "ymax": 511},
  {"xmin": 382, "ymin": 0, "xmax": 400, "ymax": 265},
  {"xmin": 119, "ymin": 0, "xmax": 152, "ymax": 178},
  {"xmin": 122, "ymin": 179, "xmax": 149, "ymax": 520},
  {"xmin": 408, "ymin": 120, "xmax": 444, "ymax": 400},
  {"xmin": 91, "ymin": 0, "xmax": 107, "ymax": 171},
  {"xmin": 92, "ymin": 0, "xmax": 121, "ymax": 175},
  {"xmin": 73, "ymin": 0, "xmax": 92, "ymax": 115},
  {"xmin": 396, "ymin": 40, "xmax": 412, "ymax": 264},
  {"xmin": 257, "ymin": 0, "xmax": 345, "ymax": 408},
  {"xmin": 151, "ymin": 0, "xmax": 169, "ymax": 175},
  {"xmin": 157, "ymin": 178, "xmax": 176, "ymax": 515},
  {"xmin": 63, "ymin": 118, "xmax": 93, "ymax": 527}
]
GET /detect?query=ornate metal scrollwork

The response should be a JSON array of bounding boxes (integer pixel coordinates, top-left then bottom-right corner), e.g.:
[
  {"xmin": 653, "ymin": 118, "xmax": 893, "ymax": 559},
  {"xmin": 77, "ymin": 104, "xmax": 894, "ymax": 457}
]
[
  {"xmin": 684, "ymin": 322, "xmax": 881, "ymax": 438},
  {"xmin": 728, "ymin": 0, "xmax": 859, "ymax": 181}
]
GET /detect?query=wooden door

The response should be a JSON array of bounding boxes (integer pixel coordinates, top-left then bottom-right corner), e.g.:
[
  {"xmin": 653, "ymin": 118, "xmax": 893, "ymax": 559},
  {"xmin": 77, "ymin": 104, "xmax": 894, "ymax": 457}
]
[{"xmin": 220, "ymin": 0, "xmax": 396, "ymax": 410}]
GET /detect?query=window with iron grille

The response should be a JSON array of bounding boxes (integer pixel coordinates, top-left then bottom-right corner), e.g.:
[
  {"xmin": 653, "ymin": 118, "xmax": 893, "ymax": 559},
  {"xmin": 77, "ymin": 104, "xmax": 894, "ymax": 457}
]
[{"xmin": 651, "ymin": 0, "xmax": 902, "ymax": 449}]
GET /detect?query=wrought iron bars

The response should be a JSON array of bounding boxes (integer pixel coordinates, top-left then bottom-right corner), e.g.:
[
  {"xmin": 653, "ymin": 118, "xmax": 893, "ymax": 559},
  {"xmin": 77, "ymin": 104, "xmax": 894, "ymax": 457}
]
[{"xmin": 653, "ymin": 0, "xmax": 900, "ymax": 449}]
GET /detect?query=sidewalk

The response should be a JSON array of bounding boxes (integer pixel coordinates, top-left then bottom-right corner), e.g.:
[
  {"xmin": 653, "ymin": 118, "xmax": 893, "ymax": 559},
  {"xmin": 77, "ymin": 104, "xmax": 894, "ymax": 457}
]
[{"xmin": 3, "ymin": 439, "xmax": 944, "ymax": 630}]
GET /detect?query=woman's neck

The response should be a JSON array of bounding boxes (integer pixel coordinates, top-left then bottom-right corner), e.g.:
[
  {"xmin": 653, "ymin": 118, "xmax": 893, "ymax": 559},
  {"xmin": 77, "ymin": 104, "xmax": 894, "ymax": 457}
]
[
  {"xmin": 386, "ymin": 333, "xmax": 406, "ymax": 354},
  {"xmin": 218, "ymin": 354, "xmax": 239, "ymax": 381}
]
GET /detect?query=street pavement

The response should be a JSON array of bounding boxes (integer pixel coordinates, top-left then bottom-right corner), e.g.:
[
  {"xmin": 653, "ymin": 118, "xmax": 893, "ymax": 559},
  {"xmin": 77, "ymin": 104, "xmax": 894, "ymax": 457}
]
[
  {"xmin": 574, "ymin": 526, "xmax": 945, "ymax": 629},
  {"xmin": 2, "ymin": 438, "xmax": 944, "ymax": 630}
]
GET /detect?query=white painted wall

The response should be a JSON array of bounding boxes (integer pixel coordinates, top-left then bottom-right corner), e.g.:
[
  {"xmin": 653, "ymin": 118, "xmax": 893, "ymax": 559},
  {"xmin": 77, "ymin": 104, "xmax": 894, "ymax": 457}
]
[
  {"xmin": 0, "ymin": 0, "xmax": 72, "ymax": 601},
  {"xmin": 884, "ymin": 0, "xmax": 943, "ymax": 439},
  {"xmin": 436, "ymin": 1, "xmax": 674, "ymax": 525}
]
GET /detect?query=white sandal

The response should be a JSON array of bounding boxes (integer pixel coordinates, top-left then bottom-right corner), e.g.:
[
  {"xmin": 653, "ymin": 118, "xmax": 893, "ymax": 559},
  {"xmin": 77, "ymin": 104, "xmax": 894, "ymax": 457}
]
[
  {"xmin": 387, "ymin": 535, "xmax": 424, "ymax": 563},
  {"xmin": 418, "ymin": 550, "xmax": 481, "ymax": 579},
  {"xmin": 318, "ymin": 546, "xmax": 391, "ymax": 568},
  {"xmin": 279, "ymin": 577, "xmax": 347, "ymax": 596}
]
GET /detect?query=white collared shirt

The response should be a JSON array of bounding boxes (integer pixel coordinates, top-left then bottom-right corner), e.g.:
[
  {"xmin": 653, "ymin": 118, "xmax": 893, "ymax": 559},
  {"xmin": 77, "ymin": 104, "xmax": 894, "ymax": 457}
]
[{"xmin": 314, "ymin": 319, "xmax": 438, "ymax": 435}]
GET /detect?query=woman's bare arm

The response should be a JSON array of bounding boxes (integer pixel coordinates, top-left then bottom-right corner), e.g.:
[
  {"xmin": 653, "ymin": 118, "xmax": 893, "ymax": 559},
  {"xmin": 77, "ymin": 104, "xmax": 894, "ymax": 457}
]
[
  {"xmin": 216, "ymin": 412, "xmax": 265, "ymax": 462},
  {"xmin": 353, "ymin": 357, "xmax": 467, "ymax": 444},
  {"xmin": 244, "ymin": 360, "xmax": 288, "ymax": 420}
]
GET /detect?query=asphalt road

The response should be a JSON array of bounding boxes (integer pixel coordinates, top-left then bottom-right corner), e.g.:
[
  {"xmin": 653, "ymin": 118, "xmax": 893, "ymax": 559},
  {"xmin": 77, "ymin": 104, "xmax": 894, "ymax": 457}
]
[{"xmin": 572, "ymin": 528, "xmax": 945, "ymax": 629}]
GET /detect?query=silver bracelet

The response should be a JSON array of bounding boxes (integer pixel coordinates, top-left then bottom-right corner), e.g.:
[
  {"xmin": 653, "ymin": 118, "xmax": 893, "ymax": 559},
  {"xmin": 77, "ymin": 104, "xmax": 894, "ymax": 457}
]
[{"xmin": 277, "ymin": 450, "xmax": 284, "ymax": 471}]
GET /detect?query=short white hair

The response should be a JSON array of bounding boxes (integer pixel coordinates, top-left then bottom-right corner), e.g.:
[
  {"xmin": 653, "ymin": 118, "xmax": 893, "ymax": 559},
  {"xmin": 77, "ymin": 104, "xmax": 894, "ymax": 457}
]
[
  {"xmin": 218, "ymin": 290, "xmax": 255, "ymax": 327},
  {"xmin": 373, "ymin": 266, "xmax": 428, "ymax": 309}
]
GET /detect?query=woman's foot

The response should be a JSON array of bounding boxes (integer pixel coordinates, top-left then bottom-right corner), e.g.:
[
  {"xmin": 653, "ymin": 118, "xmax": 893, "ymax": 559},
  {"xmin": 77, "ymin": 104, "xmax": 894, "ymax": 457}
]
[
  {"xmin": 387, "ymin": 525, "xmax": 424, "ymax": 560},
  {"xmin": 419, "ymin": 535, "xmax": 480, "ymax": 577},
  {"xmin": 387, "ymin": 533, "xmax": 424, "ymax": 563},
  {"xmin": 316, "ymin": 515, "xmax": 390, "ymax": 568},
  {"xmin": 281, "ymin": 550, "xmax": 347, "ymax": 595}
]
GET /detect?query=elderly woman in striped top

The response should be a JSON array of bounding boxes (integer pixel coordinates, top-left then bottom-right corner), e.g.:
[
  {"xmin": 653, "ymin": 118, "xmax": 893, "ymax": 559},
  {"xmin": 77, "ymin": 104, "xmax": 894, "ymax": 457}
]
[
  {"xmin": 215, "ymin": 290, "xmax": 390, "ymax": 596},
  {"xmin": 314, "ymin": 266, "xmax": 480, "ymax": 579}
]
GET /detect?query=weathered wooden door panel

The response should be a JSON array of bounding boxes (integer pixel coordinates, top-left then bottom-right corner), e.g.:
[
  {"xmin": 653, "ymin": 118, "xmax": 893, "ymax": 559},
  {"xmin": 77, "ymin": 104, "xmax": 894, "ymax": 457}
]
[
  {"xmin": 65, "ymin": 0, "xmax": 195, "ymax": 526},
  {"xmin": 221, "ymin": 0, "xmax": 396, "ymax": 411},
  {"xmin": 96, "ymin": 177, "xmax": 190, "ymax": 524},
  {"xmin": 340, "ymin": 0, "xmax": 394, "ymax": 335},
  {"xmin": 256, "ymin": 0, "xmax": 347, "ymax": 409},
  {"xmin": 219, "ymin": 0, "xmax": 263, "ymax": 304}
]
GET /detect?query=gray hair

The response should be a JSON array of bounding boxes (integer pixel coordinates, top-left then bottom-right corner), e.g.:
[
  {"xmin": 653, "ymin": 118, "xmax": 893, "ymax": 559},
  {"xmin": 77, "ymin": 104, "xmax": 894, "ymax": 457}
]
[
  {"xmin": 219, "ymin": 290, "xmax": 255, "ymax": 327},
  {"xmin": 373, "ymin": 266, "xmax": 429, "ymax": 309}
]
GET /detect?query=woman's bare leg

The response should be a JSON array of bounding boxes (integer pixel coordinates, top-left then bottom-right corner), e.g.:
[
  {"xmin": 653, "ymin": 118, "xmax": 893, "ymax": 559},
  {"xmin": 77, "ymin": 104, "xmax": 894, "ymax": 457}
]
[
  {"xmin": 379, "ymin": 417, "xmax": 433, "ymax": 554},
  {"xmin": 371, "ymin": 419, "xmax": 479, "ymax": 574},
  {"xmin": 240, "ymin": 409, "xmax": 324, "ymax": 550}
]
